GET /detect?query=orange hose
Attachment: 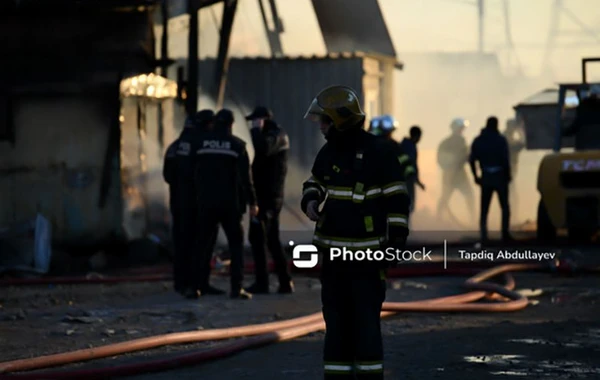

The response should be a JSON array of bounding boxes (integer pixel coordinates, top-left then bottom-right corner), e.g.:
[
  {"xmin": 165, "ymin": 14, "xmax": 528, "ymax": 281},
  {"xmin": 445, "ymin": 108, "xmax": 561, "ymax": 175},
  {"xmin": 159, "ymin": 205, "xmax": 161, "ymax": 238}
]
[{"xmin": 0, "ymin": 263, "xmax": 540, "ymax": 374}]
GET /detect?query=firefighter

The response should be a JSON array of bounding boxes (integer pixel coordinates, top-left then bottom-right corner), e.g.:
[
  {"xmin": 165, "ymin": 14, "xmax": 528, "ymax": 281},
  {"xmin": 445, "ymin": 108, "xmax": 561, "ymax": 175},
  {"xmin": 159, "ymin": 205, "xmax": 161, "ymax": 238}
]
[
  {"xmin": 563, "ymin": 84, "xmax": 600, "ymax": 150},
  {"xmin": 368, "ymin": 115, "xmax": 418, "ymax": 213},
  {"xmin": 469, "ymin": 116, "xmax": 512, "ymax": 242},
  {"xmin": 436, "ymin": 118, "xmax": 475, "ymax": 224},
  {"xmin": 163, "ymin": 110, "xmax": 220, "ymax": 299},
  {"xmin": 194, "ymin": 109, "xmax": 258, "ymax": 299},
  {"xmin": 399, "ymin": 126, "xmax": 425, "ymax": 213},
  {"xmin": 244, "ymin": 106, "xmax": 294, "ymax": 294},
  {"xmin": 301, "ymin": 85, "xmax": 410, "ymax": 379}
]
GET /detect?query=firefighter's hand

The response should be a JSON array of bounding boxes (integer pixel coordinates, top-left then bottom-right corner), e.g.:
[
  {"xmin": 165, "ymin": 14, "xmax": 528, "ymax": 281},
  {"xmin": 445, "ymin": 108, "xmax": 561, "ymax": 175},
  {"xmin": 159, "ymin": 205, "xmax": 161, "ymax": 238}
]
[
  {"xmin": 249, "ymin": 205, "xmax": 259, "ymax": 217},
  {"xmin": 305, "ymin": 200, "xmax": 320, "ymax": 221}
]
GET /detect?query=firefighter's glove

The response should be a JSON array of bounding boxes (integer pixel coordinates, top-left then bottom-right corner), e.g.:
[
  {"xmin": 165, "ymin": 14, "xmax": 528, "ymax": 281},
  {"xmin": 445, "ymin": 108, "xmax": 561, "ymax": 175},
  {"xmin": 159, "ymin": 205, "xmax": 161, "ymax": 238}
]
[{"xmin": 305, "ymin": 200, "xmax": 320, "ymax": 221}]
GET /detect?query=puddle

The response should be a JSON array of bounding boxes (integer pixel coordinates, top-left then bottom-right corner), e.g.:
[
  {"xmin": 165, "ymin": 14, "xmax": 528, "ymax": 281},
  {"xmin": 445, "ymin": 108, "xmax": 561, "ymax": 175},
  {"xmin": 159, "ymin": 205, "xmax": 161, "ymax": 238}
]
[
  {"xmin": 508, "ymin": 338, "xmax": 582, "ymax": 348},
  {"xmin": 463, "ymin": 354, "xmax": 525, "ymax": 364},
  {"xmin": 490, "ymin": 370, "xmax": 528, "ymax": 376}
]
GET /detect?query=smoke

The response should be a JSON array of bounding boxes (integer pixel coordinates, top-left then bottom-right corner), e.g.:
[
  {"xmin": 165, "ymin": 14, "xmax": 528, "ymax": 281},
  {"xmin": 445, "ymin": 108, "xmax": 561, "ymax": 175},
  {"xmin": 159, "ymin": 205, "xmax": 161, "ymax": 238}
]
[{"xmin": 392, "ymin": 53, "xmax": 561, "ymax": 232}]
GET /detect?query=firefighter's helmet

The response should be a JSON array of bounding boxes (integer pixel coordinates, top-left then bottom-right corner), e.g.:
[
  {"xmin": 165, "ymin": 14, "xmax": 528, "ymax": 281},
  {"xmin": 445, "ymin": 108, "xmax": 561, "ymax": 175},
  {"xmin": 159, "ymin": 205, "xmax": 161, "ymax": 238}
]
[
  {"xmin": 369, "ymin": 115, "xmax": 398, "ymax": 136},
  {"xmin": 450, "ymin": 118, "xmax": 469, "ymax": 132},
  {"xmin": 303, "ymin": 85, "xmax": 366, "ymax": 131}
]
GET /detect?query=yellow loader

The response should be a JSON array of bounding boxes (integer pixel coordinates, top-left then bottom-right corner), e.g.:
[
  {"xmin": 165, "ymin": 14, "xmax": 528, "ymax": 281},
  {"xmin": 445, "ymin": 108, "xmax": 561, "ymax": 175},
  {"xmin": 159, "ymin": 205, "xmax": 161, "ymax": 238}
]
[{"xmin": 513, "ymin": 57, "xmax": 600, "ymax": 242}]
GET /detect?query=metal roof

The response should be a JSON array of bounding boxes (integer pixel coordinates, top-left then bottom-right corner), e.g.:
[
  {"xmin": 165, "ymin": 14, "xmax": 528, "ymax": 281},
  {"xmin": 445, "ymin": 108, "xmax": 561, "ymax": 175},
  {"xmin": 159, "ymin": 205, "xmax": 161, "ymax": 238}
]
[{"xmin": 227, "ymin": 51, "xmax": 403, "ymax": 69}]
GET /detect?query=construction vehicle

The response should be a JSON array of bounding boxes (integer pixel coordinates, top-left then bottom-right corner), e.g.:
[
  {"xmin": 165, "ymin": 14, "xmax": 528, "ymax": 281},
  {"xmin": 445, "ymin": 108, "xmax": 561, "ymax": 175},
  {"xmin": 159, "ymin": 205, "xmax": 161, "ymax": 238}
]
[{"xmin": 513, "ymin": 57, "xmax": 600, "ymax": 241}]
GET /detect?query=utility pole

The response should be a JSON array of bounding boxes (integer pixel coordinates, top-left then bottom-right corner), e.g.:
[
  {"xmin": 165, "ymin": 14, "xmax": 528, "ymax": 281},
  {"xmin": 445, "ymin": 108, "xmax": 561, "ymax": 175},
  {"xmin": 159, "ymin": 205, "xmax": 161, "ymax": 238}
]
[
  {"xmin": 186, "ymin": 0, "xmax": 199, "ymax": 117},
  {"xmin": 478, "ymin": 0, "xmax": 484, "ymax": 52}
]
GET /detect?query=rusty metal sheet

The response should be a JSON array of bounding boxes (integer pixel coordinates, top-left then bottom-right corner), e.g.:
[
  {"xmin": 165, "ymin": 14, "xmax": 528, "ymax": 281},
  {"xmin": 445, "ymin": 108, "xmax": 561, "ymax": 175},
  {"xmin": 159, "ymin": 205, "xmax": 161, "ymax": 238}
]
[{"xmin": 311, "ymin": 0, "xmax": 396, "ymax": 58}]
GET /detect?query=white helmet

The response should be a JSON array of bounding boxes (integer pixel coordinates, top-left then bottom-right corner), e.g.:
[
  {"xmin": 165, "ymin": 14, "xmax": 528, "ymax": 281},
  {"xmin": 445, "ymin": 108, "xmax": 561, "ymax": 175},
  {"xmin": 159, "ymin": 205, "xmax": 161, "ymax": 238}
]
[{"xmin": 450, "ymin": 118, "xmax": 469, "ymax": 132}]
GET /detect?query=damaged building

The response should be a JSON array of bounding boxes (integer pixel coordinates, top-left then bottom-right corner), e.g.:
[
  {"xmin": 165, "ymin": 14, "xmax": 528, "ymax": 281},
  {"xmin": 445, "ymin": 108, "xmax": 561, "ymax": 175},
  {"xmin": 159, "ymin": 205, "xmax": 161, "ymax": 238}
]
[{"xmin": 0, "ymin": 0, "xmax": 179, "ymax": 256}]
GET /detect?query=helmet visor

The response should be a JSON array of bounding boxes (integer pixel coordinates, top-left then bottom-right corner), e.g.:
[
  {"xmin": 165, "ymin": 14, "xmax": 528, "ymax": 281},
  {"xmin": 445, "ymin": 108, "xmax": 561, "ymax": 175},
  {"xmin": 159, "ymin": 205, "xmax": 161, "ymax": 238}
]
[{"xmin": 304, "ymin": 98, "xmax": 326, "ymax": 122}]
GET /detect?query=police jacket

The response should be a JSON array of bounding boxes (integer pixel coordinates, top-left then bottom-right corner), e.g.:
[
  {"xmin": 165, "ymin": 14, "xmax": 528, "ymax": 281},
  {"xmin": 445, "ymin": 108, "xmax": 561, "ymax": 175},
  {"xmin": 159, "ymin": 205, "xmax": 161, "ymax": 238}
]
[
  {"xmin": 163, "ymin": 128, "xmax": 202, "ymax": 211},
  {"xmin": 301, "ymin": 128, "xmax": 410, "ymax": 259},
  {"xmin": 563, "ymin": 97, "xmax": 600, "ymax": 150},
  {"xmin": 193, "ymin": 129, "xmax": 257, "ymax": 214},
  {"xmin": 250, "ymin": 120, "xmax": 289, "ymax": 203},
  {"xmin": 469, "ymin": 127, "xmax": 511, "ymax": 181}
]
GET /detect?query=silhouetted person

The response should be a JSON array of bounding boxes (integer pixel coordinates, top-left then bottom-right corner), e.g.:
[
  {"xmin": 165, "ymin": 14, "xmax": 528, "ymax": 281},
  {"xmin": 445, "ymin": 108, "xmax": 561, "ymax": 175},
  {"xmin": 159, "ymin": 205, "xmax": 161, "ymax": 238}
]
[{"xmin": 470, "ymin": 116, "xmax": 512, "ymax": 242}]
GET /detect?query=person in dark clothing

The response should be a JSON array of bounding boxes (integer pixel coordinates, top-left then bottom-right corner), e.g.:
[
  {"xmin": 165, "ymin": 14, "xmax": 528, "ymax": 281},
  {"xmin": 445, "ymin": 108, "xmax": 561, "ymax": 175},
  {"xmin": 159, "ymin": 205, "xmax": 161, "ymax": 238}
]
[
  {"xmin": 302, "ymin": 85, "xmax": 410, "ymax": 379},
  {"xmin": 437, "ymin": 118, "xmax": 475, "ymax": 224},
  {"xmin": 163, "ymin": 110, "xmax": 221, "ymax": 299},
  {"xmin": 563, "ymin": 84, "xmax": 600, "ymax": 150},
  {"xmin": 194, "ymin": 109, "xmax": 258, "ymax": 299},
  {"xmin": 244, "ymin": 106, "xmax": 293, "ymax": 294},
  {"xmin": 368, "ymin": 114, "xmax": 418, "ymax": 196},
  {"xmin": 469, "ymin": 116, "xmax": 513, "ymax": 242},
  {"xmin": 399, "ymin": 126, "xmax": 425, "ymax": 213}
]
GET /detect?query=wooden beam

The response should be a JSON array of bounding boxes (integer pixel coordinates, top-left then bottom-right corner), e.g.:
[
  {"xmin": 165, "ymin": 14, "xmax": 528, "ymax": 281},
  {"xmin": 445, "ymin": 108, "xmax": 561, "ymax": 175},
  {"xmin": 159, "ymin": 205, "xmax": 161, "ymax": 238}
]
[
  {"xmin": 214, "ymin": 0, "xmax": 238, "ymax": 109},
  {"xmin": 186, "ymin": 0, "xmax": 199, "ymax": 116}
]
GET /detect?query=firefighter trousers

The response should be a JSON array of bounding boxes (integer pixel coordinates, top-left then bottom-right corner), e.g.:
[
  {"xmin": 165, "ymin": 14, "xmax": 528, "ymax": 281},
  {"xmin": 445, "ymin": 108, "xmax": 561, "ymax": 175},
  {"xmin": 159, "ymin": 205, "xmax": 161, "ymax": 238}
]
[
  {"xmin": 248, "ymin": 199, "xmax": 291, "ymax": 287},
  {"xmin": 196, "ymin": 207, "xmax": 245, "ymax": 292},
  {"xmin": 321, "ymin": 265, "xmax": 387, "ymax": 379}
]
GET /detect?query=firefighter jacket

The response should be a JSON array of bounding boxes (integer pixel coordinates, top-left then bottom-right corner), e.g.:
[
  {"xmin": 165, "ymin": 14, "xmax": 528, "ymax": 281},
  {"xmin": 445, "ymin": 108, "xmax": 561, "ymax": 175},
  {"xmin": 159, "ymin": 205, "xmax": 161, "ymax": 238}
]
[
  {"xmin": 193, "ymin": 129, "xmax": 257, "ymax": 214},
  {"xmin": 399, "ymin": 137, "xmax": 419, "ymax": 181},
  {"xmin": 250, "ymin": 120, "xmax": 289, "ymax": 203},
  {"xmin": 301, "ymin": 128, "xmax": 410, "ymax": 257},
  {"xmin": 393, "ymin": 140, "xmax": 417, "ymax": 182}
]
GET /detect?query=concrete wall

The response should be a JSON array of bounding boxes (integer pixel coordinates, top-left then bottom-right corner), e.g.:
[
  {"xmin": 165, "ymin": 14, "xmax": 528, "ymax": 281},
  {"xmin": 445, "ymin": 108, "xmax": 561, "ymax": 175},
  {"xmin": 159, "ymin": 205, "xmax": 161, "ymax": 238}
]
[{"xmin": 0, "ymin": 92, "xmax": 122, "ymax": 244}]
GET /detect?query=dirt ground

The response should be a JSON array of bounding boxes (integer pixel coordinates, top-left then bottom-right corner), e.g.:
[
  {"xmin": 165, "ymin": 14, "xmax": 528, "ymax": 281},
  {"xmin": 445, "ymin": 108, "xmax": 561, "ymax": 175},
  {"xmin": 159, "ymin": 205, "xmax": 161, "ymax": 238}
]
[{"xmin": 0, "ymin": 244, "xmax": 599, "ymax": 379}]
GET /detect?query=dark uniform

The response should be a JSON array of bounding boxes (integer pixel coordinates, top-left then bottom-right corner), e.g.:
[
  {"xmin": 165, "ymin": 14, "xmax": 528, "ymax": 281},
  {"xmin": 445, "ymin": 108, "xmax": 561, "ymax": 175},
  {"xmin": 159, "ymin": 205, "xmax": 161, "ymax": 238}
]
[
  {"xmin": 194, "ymin": 109, "xmax": 257, "ymax": 299},
  {"xmin": 245, "ymin": 107, "xmax": 293, "ymax": 294},
  {"xmin": 398, "ymin": 127, "xmax": 423, "ymax": 213},
  {"xmin": 469, "ymin": 117, "xmax": 512, "ymax": 241},
  {"xmin": 163, "ymin": 112, "xmax": 217, "ymax": 297},
  {"xmin": 301, "ymin": 86, "xmax": 410, "ymax": 379},
  {"xmin": 368, "ymin": 115, "xmax": 417, "ymax": 212}
]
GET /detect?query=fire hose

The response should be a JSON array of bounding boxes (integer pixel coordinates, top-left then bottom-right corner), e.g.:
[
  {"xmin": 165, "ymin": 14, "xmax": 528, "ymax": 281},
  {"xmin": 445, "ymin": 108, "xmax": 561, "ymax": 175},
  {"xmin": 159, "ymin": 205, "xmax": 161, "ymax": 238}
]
[{"xmin": 0, "ymin": 262, "xmax": 576, "ymax": 379}]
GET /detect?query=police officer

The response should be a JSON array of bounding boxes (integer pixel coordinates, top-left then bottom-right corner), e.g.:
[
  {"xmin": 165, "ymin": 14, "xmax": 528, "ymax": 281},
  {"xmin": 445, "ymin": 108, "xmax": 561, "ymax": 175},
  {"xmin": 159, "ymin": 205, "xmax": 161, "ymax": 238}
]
[
  {"xmin": 194, "ymin": 109, "xmax": 258, "ymax": 299},
  {"xmin": 244, "ymin": 106, "xmax": 294, "ymax": 294},
  {"xmin": 163, "ymin": 110, "xmax": 218, "ymax": 299},
  {"xmin": 469, "ymin": 116, "xmax": 512, "ymax": 242},
  {"xmin": 437, "ymin": 118, "xmax": 475, "ymax": 224},
  {"xmin": 563, "ymin": 84, "xmax": 600, "ymax": 150},
  {"xmin": 368, "ymin": 115, "xmax": 418, "ymax": 210},
  {"xmin": 301, "ymin": 86, "xmax": 410, "ymax": 379},
  {"xmin": 399, "ymin": 126, "xmax": 425, "ymax": 213}
]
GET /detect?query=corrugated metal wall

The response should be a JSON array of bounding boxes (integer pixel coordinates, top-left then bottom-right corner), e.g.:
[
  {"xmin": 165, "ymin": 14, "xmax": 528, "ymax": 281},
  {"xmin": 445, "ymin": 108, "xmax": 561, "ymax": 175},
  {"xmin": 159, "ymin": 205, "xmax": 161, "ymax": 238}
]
[{"xmin": 194, "ymin": 56, "xmax": 364, "ymax": 201}]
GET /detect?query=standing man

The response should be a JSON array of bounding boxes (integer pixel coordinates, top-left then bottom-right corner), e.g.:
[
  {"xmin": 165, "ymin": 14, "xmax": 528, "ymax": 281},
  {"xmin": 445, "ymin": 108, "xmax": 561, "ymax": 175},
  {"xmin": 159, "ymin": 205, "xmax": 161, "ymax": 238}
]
[
  {"xmin": 469, "ymin": 116, "xmax": 512, "ymax": 242},
  {"xmin": 194, "ymin": 109, "xmax": 258, "ymax": 299},
  {"xmin": 399, "ymin": 126, "xmax": 425, "ymax": 213},
  {"xmin": 301, "ymin": 85, "xmax": 410, "ymax": 379},
  {"xmin": 436, "ymin": 118, "xmax": 475, "ymax": 224},
  {"xmin": 163, "ymin": 110, "xmax": 219, "ymax": 299},
  {"xmin": 244, "ymin": 106, "xmax": 293, "ymax": 294}
]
